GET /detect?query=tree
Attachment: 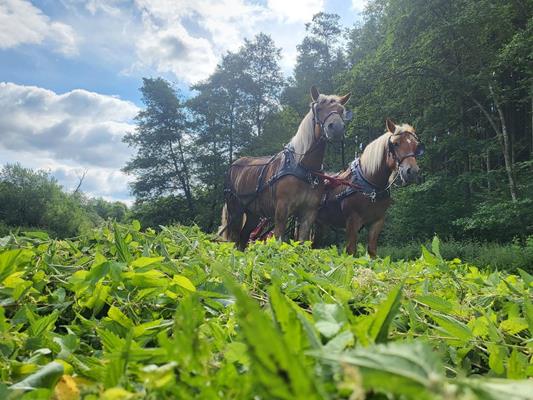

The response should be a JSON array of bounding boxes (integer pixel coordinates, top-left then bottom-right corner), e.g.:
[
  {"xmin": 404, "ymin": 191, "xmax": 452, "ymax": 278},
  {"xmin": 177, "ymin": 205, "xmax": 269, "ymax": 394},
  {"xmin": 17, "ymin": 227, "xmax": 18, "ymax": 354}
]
[
  {"xmin": 241, "ymin": 33, "xmax": 285, "ymax": 138},
  {"xmin": 284, "ymin": 12, "xmax": 346, "ymax": 114},
  {"xmin": 123, "ymin": 78, "xmax": 195, "ymax": 214}
]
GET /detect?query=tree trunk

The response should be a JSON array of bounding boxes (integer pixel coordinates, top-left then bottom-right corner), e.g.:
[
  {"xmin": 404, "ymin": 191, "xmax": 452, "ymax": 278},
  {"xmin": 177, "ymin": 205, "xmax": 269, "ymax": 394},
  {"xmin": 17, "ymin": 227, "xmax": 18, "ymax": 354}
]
[
  {"xmin": 471, "ymin": 91, "xmax": 517, "ymax": 202},
  {"xmin": 489, "ymin": 85, "xmax": 517, "ymax": 202}
]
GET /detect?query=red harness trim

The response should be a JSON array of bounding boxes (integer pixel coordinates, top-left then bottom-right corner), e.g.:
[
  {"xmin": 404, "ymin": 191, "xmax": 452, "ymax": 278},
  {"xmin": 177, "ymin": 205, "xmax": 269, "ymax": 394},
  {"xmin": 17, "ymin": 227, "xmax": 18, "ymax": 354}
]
[{"xmin": 312, "ymin": 171, "xmax": 362, "ymax": 191}]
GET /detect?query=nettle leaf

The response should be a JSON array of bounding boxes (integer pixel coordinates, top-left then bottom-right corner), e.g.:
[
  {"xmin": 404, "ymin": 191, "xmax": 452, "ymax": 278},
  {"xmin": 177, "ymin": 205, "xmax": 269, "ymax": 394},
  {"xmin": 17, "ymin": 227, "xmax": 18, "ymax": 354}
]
[
  {"xmin": 269, "ymin": 286, "xmax": 305, "ymax": 352},
  {"xmin": 131, "ymin": 256, "xmax": 164, "ymax": 268},
  {"xmin": 487, "ymin": 343, "xmax": 507, "ymax": 375},
  {"xmin": 415, "ymin": 295, "xmax": 454, "ymax": 314},
  {"xmin": 223, "ymin": 273, "xmax": 322, "ymax": 400},
  {"xmin": 113, "ymin": 223, "xmax": 132, "ymax": 263},
  {"xmin": 0, "ymin": 249, "xmax": 31, "ymax": 283},
  {"xmin": 499, "ymin": 318, "xmax": 529, "ymax": 335},
  {"xmin": 9, "ymin": 361, "xmax": 64, "ymax": 391},
  {"xmin": 108, "ymin": 306, "xmax": 133, "ymax": 329},
  {"xmin": 369, "ymin": 285, "xmax": 402, "ymax": 343},
  {"xmin": 172, "ymin": 275, "xmax": 196, "ymax": 292},
  {"xmin": 428, "ymin": 312, "xmax": 473, "ymax": 343},
  {"xmin": 313, "ymin": 303, "xmax": 346, "ymax": 339},
  {"xmin": 313, "ymin": 341, "xmax": 444, "ymax": 399},
  {"xmin": 461, "ymin": 378, "xmax": 533, "ymax": 400}
]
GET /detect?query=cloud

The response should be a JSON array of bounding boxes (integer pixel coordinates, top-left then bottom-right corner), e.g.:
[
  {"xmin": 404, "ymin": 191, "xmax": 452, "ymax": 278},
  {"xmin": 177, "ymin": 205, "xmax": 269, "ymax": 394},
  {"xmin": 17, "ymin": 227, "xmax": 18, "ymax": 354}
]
[
  {"xmin": 0, "ymin": 82, "xmax": 138, "ymax": 201},
  {"xmin": 267, "ymin": 0, "xmax": 324, "ymax": 23},
  {"xmin": 131, "ymin": 0, "xmax": 325, "ymax": 83},
  {"xmin": 0, "ymin": 0, "xmax": 79, "ymax": 56},
  {"xmin": 351, "ymin": 0, "xmax": 368, "ymax": 13}
]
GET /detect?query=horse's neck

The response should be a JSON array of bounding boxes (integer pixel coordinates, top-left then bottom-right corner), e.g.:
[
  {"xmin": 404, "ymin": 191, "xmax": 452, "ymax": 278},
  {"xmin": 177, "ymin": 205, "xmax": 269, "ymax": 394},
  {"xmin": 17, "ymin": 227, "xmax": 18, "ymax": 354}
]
[
  {"xmin": 360, "ymin": 150, "xmax": 393, "ymax": 189},
  {"xmin": 299, "ymin": 138, "xmax": 326, "ymax": 170}
]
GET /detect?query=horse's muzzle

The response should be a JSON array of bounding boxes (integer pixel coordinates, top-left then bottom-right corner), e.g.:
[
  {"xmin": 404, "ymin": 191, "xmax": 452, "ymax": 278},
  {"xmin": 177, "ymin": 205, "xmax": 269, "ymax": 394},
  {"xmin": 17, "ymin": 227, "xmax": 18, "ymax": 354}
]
[
  {"xmin": 325, "ymin": 121, "xmax": 345, "ymax": 141},
  {"xmin": 399, "ymin": 164, "xmax": 420, "ymax": 185}
]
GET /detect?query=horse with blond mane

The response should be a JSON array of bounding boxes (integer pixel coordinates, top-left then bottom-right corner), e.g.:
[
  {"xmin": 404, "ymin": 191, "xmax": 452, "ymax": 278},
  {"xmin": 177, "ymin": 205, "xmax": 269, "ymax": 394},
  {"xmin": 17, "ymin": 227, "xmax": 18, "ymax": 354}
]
[
  {"xmin": 317, "ymin": 119, "xmax": 424, "ymax": 256},
  {"xmin": 220, "ymin": 86, "xmax": 351, "ymax": 249}
]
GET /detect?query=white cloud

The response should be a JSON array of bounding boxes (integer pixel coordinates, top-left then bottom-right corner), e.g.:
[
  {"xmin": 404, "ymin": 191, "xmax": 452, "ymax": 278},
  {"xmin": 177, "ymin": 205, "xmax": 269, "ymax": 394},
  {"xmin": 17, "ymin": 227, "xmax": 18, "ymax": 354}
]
[
  {"xmin": 0, "ymin": 0, "xmax": 79, "ymax": 56},
  {"xmin": 0, "ymin": 82, "xmax": 138, "ymax": 201},
  {"xmin": 135, "ymin": 21, "xmax": 218, "ymax": 84},
  {"xmin": 130, "ymin": 0, "xmax": 325, "ymax": 83},
  {"xmin": 351, "ymin": 0, "xmax": 368, "ymax": 13},
  {"xmin": 267, "ymin": 0, "xmax": 324, "ymax": 23}
]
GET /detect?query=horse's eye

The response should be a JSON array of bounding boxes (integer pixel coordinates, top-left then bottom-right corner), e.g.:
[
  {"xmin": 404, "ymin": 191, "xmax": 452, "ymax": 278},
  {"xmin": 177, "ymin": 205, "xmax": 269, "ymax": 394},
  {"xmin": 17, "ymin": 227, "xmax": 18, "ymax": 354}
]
[
  {"xmin": 393, "ymin": 142, "xmax": 400, "ymax": 147},
  {"xmin": 330, "ymin": 99, "xmax": 335, "ymax": 104}
]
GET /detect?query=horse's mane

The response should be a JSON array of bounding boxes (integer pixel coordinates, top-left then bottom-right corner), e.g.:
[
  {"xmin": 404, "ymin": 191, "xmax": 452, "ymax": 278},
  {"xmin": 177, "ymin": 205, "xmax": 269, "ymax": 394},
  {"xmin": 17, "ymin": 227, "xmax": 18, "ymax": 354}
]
[
  {"xmin": 289, "ymin": 94, "xmax": 341, "ymax": 161},
  {"xmin": 360, "ymin": 123, "xmax": 414, "ymax": 176}
]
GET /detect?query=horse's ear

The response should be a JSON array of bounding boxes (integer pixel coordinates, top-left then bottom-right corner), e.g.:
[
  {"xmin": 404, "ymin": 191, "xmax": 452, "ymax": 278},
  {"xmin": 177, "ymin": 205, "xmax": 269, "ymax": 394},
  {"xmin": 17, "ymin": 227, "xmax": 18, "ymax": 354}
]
[
  {"xmin": 310, "ymin": 86, "xmax": 320, "ymax": 102},
  {"xmin": 386, "ymin": 118, "xmax": 396, "ymax": 133},
  {"xmin": 339, "ymin": 92, "xmax": 351, "ymax": 105}
]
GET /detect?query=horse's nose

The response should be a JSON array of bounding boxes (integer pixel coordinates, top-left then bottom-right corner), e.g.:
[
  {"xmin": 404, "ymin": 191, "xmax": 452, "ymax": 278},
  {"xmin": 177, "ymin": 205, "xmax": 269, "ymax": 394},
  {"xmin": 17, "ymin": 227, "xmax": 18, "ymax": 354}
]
[{"xmin": 328, "ymin": 121, "xmax": 344, "ymax": 131}]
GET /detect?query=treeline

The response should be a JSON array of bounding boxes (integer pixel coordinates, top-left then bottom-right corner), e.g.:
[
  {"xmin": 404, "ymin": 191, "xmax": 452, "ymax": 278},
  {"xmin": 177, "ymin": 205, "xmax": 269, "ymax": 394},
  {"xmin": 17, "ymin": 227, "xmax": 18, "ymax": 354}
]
[
  {"xmin": 0, "ymin": 164, "xmax": 127, "ymax": 237},
  {"xmin": 124, "ymin": 0, "xmax": 532, "ymax": 244}
]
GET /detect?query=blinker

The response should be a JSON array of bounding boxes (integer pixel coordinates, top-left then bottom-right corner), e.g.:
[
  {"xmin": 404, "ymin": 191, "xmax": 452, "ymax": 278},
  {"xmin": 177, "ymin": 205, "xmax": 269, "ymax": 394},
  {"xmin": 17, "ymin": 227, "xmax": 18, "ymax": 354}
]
[
  {"xmin": 343, "ymin": 109, "xmax": 353, "ymax": 121},
  {"xmin": 415, "ymin": 143, "xmax": 425, "ymax": 157}
]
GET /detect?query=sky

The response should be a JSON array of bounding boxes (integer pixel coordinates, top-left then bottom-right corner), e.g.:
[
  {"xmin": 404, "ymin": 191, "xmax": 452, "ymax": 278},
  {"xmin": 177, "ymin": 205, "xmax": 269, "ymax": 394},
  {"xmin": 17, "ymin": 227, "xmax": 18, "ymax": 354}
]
[{"xmin": 0, "ymin": 0, "xmax": 367, "ymax": 205}]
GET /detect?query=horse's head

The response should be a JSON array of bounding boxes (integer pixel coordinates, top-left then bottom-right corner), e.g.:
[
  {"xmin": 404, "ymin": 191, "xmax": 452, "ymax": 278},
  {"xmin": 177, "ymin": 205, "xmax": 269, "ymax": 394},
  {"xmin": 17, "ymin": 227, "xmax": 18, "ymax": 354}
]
[
  {"xmin": 310, "ymin": 86, "xmax": 352, "ymax": 141},
  {"xmin": 385, "ymin": 119, "xmax": 424, "ymax": 185}
]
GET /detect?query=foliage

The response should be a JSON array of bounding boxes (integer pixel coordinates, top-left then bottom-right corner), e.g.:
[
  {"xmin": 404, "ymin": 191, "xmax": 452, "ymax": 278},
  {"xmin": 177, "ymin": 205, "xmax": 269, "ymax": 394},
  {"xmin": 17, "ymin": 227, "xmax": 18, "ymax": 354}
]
[
  {"xmin": 0, "ymin": 224, "xmax": 532, "ymax": 399},
  {"xmin": 379, "ymin": 237, "xmax": 533, "ymax": 273},
  {"xmin": 0, "ymin": 164, "xmax": 111, "ymax": 238}
]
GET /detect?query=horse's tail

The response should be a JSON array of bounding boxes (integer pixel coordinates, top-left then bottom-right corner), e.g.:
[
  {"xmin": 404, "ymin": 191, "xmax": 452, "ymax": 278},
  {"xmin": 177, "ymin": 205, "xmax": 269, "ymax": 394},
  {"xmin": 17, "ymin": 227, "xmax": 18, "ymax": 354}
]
[{"xmin": 217, "ymin": 203, "xmax": 229, "ymax": 239}]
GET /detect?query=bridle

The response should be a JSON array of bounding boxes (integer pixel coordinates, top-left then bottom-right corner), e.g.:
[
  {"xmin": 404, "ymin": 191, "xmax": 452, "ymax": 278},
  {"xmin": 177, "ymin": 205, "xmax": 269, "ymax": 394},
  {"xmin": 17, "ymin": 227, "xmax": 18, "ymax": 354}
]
[
  {"xmin": 288, "ymin": 101, "xmax": 352, "ymax": 158},
  {"xmin": 311, "ymin": 101, "xmax": 352, "ymax": 140},
  {"xmin": 387, "ymin": 131, "xmax": 425, "ymax": 167}
]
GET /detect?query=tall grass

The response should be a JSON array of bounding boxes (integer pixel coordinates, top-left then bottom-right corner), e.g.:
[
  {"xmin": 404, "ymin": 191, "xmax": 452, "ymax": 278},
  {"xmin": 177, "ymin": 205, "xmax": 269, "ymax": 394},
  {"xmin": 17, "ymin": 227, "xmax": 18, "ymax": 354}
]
[{"xmin": 379, "ymin": 237, "xmax": 533, "ymax": 272}]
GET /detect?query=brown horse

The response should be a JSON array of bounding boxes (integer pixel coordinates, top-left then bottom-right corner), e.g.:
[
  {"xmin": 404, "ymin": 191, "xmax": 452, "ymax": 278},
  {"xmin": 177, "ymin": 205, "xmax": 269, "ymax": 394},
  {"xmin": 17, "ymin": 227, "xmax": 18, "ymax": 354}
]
[
  {"xmin": 316, "ymin": 119, "xmax": 424, "ymax": 256},
  {"xmin": 220, "ymin": 86, "xmax": 351, "ymax": 249}
]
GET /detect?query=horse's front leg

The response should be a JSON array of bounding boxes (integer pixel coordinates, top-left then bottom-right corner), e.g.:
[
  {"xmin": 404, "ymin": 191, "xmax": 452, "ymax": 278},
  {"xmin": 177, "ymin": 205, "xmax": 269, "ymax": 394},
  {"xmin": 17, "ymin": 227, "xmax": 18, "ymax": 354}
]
[
  {"xmin": 345, "ymin": 214, "xmax": 363, "ymax": 256},
  {"xmin": 273, "ymin": 201, "xmax": 289, "ymax": 241},
  {"xmin": 367, "ymin": 217, "xmax": 385, "ymax": 258},
  {"xmin": 296, "ymin": 210, "xmax": 318, "ymax": 242}
]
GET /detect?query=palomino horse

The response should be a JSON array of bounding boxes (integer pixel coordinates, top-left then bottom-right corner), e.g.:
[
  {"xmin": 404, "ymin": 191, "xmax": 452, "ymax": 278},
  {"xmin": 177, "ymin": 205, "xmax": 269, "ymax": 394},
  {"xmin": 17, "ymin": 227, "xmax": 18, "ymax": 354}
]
[
  {"xmin": 220, "ymin": 86, "xmax": 351, "ymax": 249},
  {"xmin": 317, "ymin": 119, "xmax": 424, "ymax": 256}
]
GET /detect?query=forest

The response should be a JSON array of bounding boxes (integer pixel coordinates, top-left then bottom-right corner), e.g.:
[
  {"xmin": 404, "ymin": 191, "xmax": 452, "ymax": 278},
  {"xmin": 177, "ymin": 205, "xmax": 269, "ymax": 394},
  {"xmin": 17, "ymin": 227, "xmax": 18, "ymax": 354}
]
[{"xmin": 1, "ymin": 0, "xmax": 532, "ymax": 248}]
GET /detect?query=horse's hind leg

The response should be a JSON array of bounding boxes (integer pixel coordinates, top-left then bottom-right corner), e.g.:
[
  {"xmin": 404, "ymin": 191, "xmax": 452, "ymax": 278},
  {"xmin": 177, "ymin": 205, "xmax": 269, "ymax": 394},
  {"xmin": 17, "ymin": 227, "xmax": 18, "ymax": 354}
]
[{"xmin": 367, "ymin": 217, "xmax": 385, "ymax": 258}]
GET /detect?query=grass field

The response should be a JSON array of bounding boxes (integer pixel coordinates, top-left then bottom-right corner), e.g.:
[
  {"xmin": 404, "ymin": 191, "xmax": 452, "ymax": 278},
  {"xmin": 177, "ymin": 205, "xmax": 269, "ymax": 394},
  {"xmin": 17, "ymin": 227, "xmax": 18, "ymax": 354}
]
[{"xmin": 0, "ymin": 222, "xmax": 532, "ymax": 399}]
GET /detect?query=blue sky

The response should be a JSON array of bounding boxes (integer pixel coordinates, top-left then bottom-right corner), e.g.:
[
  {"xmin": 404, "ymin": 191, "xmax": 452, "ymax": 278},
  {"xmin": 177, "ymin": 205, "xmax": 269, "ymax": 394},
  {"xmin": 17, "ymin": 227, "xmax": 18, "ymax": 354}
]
[{"xmin": 0, "ymin": 0, "xmax": 365, "ymax": 204}]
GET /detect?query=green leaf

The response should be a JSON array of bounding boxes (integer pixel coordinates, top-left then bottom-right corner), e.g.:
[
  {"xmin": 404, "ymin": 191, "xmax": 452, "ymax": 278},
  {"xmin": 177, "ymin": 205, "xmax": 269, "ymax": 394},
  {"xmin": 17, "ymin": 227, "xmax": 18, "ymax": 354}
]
[
  {"xmin": 369, "ymin": 285, "xmax": 402, "ymax": 343},
  {"xmin": 313, "ymin": 341, "xmax": 443, "ymax": 399},
  {"xmin": 9, "ymin": 361, "xmax": 64, "ymax": 391},
  {"xmin": 313, "ymin": 303, "xmax": 346, "ymax": 339},
  {"xmin": 108, "ymin": 306, "xmax": 133, "ymax": 328},
  {"xmin": 131, "ymin": 220, "xmax": 141, "ymax": 232},
  {"xmin": 130, "ymin": 256, "xmax": 164, "ymax": 268},
  {"xmin": 0, "ymin": 249, "xmax": 23, "ymax": 283},
  {"xmin": 487, "ymin": 343, "xmax": 506, "ymax": 375},
  {"xmin": 499, "ymin": 318, "xmax": 528, "ymax": 335},
  {"xmin": 429, "ymin": 312, "xmax": 473, "ymax": 342},
  {"xmin": 415, "ymin": 295, "xmax": 454, "ymax": 313},
  {"xmin": 462, "ymin": 378, "xmax": 533, "ymax": 400},
  {"xmin": 113, "ymin": 223, "xmax": 131, "ymax": 263},
  {"xmin": 172, "ymin": 275, "xmax": 196, "ymax": 292}
]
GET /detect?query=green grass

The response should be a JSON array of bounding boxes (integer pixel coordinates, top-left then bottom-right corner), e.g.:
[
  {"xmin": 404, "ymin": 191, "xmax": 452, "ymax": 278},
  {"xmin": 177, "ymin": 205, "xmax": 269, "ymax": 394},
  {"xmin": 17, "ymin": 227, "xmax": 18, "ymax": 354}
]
[
  {"xmin": 379, "ymin": 237, "xmax": 533, "ymax": 272},
  {"xmin": 0, "ymin": 223, "xmax": 532, "ymax": 399}
]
